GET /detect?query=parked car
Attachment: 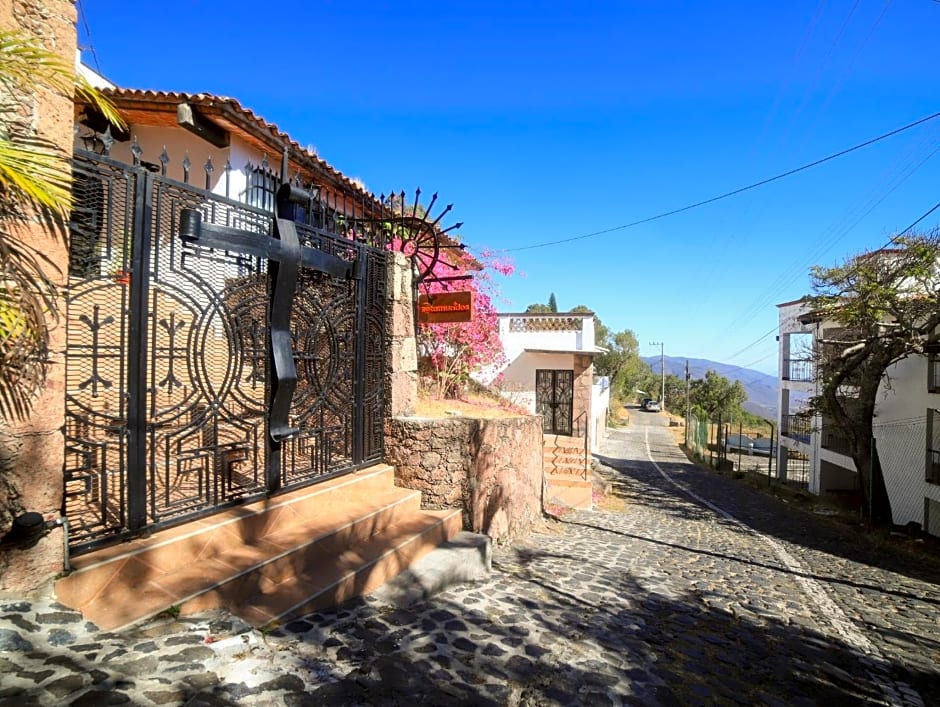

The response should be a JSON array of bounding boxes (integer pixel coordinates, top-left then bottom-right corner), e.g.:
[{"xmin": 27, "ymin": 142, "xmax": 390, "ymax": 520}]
[
  {"xmin": 640, "ymin": 398, "xmax": 653, "ymax": 410},
  {"xmin": 751, "ymin": 437, "xmax": 777, "ymax": 457},
  {"xmin": 723, "ymin": 434, "xmax": 776, "ymax": 456},
  {"xmin": 724, "ymin": 434, "xmax": 756, "ymax": 451},
  {"xmin": 645, "ymin": 400, "xmax": 661, "ymax": 412}
]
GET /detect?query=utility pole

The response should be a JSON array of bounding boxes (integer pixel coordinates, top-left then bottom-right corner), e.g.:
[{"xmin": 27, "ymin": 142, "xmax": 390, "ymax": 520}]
[
  {"xmin": 685, "ymin": 359, "xmax": 691, "ymax": 445},
  {"xmin": 650, "ymin": 341, "xmax": 665, "ymax": 407}
]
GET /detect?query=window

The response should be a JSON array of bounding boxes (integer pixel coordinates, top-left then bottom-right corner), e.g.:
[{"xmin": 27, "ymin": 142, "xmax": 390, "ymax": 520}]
[
  {"xmin": 535, "ymin": 369, "xmax": 573, "ymax": 436},
  {"xmin": 928, "ymin": 410, "xmax": 940, "ymax": 485},
  {"xmin": 929, "ymin": 353, "xmax": 940, "ymax": 394},
  {"xmin": 244, "ymin": 164, "xmax": 277, "ymax": 213}
]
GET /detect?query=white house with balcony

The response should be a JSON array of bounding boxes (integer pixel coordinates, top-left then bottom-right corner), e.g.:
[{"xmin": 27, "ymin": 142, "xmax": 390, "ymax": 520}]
[
  {"xmin": 777, "ymin": 298, "xmax": 940, "ymax": 537},
  {"xmin": 480, "ymin": 311, "xmax": 608, "ymax": 509}
]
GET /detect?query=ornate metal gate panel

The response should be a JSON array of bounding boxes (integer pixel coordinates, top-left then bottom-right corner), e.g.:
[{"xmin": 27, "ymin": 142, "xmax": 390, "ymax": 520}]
[
  {"xmin": 64, "ymin": 151, "xmax": 387, "ymax": 554},
  {"xmin": 535, "ymin": 369, "xmax": 574, "ymax": 436}
]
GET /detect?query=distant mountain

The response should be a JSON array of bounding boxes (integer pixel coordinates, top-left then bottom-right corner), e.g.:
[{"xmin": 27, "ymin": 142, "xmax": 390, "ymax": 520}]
[{"xmin": 640, "ymin": 355, "xmax": 793, "ymax": 421}]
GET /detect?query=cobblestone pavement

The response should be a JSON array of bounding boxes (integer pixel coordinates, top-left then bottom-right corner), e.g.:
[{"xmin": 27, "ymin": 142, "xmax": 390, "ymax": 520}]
[{"xmin": 2, "ymin": 419, "xmax": 939, "ymax": 705}]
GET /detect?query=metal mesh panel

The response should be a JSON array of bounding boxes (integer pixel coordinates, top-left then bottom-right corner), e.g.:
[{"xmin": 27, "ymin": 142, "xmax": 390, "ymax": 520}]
[
  {"xmin": 362, "ymin": 247, "xmax": 387, "ymax": 462},
  {"xmin": 64, "ymin": 157, "xmax": 136, "ymax": 547}
]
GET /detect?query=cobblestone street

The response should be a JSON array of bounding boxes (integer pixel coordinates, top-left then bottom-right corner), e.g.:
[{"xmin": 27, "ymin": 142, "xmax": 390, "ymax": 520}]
[{"xmin": 2, "ymin": 417, "xmax": 939, "ymax": 705}]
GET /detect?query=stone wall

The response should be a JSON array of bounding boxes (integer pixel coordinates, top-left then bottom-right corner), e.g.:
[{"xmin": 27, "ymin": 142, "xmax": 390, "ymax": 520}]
[
  {"xmin": 573, "ymin": 353, "xmax": 593, "ymax": 444},
  {"xmin": 386, "ymin": 416, "xmax": 543, "ymax": 543},
  {"xmin": 386, "ymin": 252, "xmax": 417, "ymax": 418},
  {"xmin": 0, "ymin": 0, "xmax": 77, "ymax": 594}
]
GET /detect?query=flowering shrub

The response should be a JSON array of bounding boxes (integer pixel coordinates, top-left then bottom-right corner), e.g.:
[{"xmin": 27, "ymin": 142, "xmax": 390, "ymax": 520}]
[{"xmin": 407, "ymin": 240, "xmax": 514, "ymax": 398}]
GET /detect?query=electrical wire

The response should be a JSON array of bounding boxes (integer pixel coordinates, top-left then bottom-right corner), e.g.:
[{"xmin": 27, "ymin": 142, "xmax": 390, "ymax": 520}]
[
  {"xmin": 721, "ymin": 129, "xmax": 940, "ymax": 334},
  {"xmin": 883, "ymin": 200, "xmax": 940, "ymax": 247},
  {"xmin": 506, "ymin": 111, "xmax": 940, "ymax": 252},
  {"xmin": 76, "ymin": 0, "xmax": 102, "ymax": 74},
  {"xmin": 722, "ymin": 325, "xmax": 780, "ymax": 362},
  {"xmin": 716, "ymin": 198, "xmax": 940, "ymax": 381}
]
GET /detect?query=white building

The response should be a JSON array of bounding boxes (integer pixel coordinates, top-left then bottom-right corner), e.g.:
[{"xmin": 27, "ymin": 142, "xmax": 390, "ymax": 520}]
[
  {"xmin": 482, "ymin": 311, "xmax": 608, "ymax": 509},
  {"xmin": 777, "ymin": 299, "xmax": 940, "ymax": 536}
]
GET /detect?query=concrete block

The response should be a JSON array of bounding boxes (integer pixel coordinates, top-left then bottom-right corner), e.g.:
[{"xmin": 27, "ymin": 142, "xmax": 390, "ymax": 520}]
[{"xmin": 371, "ymin": 531, "xmax": 492, "ymax": 607}]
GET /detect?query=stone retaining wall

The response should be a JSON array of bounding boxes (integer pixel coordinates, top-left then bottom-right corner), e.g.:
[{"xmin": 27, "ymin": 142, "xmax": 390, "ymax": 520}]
[{"xmin": 386, "ymin": 416, "xmax": 543, "ymax": 543}]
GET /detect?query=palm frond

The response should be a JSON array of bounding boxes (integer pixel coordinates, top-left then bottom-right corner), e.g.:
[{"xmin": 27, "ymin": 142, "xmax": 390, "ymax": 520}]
[
  {"xmin": 0, "ymin": 29, "xmax": 125, "ymax": 129},
  {"xmin": 0, "ymin": 29, "xmax": 75, "ymax": 95},
  {"xmin": 75, "ymin": 72, "xmax": 124, "ymax": 128},
  {"xmin": 0, "ymin": 137, "xmax": 71, "ymax": 211},
  {"xmin": 0, "ymin": 233, "xmax": 55, "ymax": 422},
  {"xmin": 0, "ymin": 29, "xmax": 124, "ymax": 422}
]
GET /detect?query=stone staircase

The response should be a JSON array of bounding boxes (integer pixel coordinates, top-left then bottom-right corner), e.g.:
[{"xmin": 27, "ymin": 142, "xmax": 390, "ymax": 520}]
[
  {"xmin": 55, "ymin": 464, "xmax": 461, "ymax": 631},
  {"xmin": 543, "ymin": 434, "xmax": 593, "ymax": 510}
]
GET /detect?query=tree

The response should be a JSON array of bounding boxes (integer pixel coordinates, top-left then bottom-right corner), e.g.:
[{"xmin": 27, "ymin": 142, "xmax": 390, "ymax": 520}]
[
  {"xmin": 573, "ymin": 314, "xmax": 655, "ymax": 405},
  {"xmin": 0, "ymin": 29, "xmax": 122, "ymax": 421},
  {"xmin": 416, "ymin": 245, "xmax": 514, "ymax": 398},
  {"xmin": 548, "ymin": 292, "xmax": 557, "ymax": 312},
  {"xmin": 662, "ymin": 374, "xmax": 687, "ymax": 414},
  {"xmin": 805, "ymin": 232, "xmax": 940, "ymax": 522},
  {"xmin": 690, "ymin": 370, "xmax": 747, "ymax": 421}
]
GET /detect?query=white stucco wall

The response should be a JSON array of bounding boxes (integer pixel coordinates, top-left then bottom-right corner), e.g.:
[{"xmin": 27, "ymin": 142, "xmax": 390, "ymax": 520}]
[
  {"xmin": 497, "ymin": 315, "xmax": 595, "ymax": 364},
  {"xmin": 499, "ymin": 351, "xmax": 579, "ymax": 414},
  {"xmin": 97, "ymin": 126, "xmax": 262, "ymax": 201},
  {"xmin": 873, "ymin": 355, "xmax": 940, "ymax": 531},
  {"xmin": 591, "ymin": 377, "xmax": 610, "ymax": 452}
]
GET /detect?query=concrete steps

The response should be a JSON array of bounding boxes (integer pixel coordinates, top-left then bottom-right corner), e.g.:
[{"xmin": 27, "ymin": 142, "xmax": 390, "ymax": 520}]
[
  {"xmin": 545, "ymin": 474, "xmax": 594, "ymax": 510},
  {"xmin": 543, "ymin": 434, "xmax": 592, "ymax": 510},
  {"xmin": 55, "ymin": 464, "xmax": 462, "ymax": 630}
]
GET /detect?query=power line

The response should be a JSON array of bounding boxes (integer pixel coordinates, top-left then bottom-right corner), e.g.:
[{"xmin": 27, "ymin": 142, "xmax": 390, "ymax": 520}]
[
  {"xmin": 723, "ymin": 325, "xmax": 779, "ymax": 362},
  {"xmin": 884, "ymin": 199, "xmax": 940, "ymax": 247},
  {"xmin": 507, "ymin": 111, "xmax": 940, "ymax": 252},
  {"xmin": 737, "ymin": 351, "xmax": 778, "ymax": 371},
  {"xmin": 715, "ymin": 126, "xmax": 940, "ymax": 334},
  {"xmin": 76, "ymin": 0, "xmax": 101, "ymax": 74},
  {"xmin": 715, "ymin": 198, "xmax": 940, "ymax": 379}
]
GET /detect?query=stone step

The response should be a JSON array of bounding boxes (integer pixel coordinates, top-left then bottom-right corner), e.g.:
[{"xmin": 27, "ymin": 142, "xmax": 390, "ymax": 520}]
[
  {"xmin": 543, "ymin": 434, "xmax": 588, "ymax": 450},
  {"xmin": 543, "ymin": 448, "xmax": 587, "ymax": 460},
  {"xmin": 229, "ymin": 509, "xmax": 462, "ymax": 628},
  {"xmin": 55, "ymin": 464, "xmax": 460, "ymax": 631},
  {"xmin": 545, "ymin": 462, "xmax": 589, "ymax": 479},
  {"xmin": 371, "ymin": 531, "xmax": 492, "ymax": 608},
  {"xmin": 545, "ymin": 477, "xmax": 593, "ymax": 510}
]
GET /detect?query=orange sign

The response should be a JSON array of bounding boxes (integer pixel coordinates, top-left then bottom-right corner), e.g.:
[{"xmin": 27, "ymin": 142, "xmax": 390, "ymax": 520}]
[{"xmin": 418, "ymin": 291, "xmax": 473, "ymax": 324}]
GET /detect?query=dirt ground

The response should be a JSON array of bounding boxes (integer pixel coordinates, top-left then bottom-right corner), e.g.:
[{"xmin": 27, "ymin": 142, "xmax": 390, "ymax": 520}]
[{"xmin": 414, "ymin": 392, "xmax": 527, "ymax": 419}]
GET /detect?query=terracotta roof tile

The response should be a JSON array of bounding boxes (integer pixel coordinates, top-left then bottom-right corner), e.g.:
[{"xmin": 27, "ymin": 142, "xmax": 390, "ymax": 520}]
[{"xmin": 98, "ymin": 88, "xmax": 373, "ymax": 201}]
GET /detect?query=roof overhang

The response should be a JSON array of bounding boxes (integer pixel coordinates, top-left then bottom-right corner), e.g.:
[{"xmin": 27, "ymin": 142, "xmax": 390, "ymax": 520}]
[{"xmin": 523, "ymin": 348, "xmax": 601, "ymax": 356}]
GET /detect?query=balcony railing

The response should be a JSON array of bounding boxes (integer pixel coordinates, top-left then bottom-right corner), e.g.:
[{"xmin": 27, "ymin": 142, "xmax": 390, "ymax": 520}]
[
  {"xmin": 929, "ymin": 450, "xmax": 940, "ymax": 484},
  {"xmin": 781, "ymin": 415, "xmax": 811, "ymax": 444},
  {"xmin": 782, "ymin": 358, "xmax": 813, "ymax": 382},
  {"xmin": 821, "ymin": 428, "xmax": 853, "ymax": 456}
]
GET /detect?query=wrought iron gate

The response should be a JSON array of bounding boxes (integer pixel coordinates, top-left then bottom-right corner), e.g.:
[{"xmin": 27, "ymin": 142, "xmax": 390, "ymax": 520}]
[
  {"xmin": 64, "ymin": 150, "xmax": 387, "ymax": 554},
  {"xmin": 535, "ymin": 369, "xmax": 574, "ymax": 436}
]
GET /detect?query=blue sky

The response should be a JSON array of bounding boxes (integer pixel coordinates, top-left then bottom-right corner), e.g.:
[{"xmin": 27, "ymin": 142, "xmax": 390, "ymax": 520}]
[{"xmin": 78, "ymin": 0, "xmax": 940, "ymax": 374}]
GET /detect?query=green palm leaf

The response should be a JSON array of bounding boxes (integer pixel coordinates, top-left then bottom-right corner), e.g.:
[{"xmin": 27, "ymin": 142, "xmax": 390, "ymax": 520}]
[{"xmin": 0, "ymin": 29, "xmax": 125, "ymax": 421}]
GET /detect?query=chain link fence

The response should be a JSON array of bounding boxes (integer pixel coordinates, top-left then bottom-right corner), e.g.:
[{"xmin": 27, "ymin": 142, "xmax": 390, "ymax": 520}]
[
  {"xmin": 684, "ymin": 411, "xmax": 940, "ymax": 531},
  {"xmin": 685, "ymin": 412, "xmax": 778, "ymax": 483}
]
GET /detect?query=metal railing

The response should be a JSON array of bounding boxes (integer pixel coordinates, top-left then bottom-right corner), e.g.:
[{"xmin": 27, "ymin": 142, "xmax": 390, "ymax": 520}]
[
  {"xmin": 821, "ymin": 428, "xmax": 853, "ymax": 456},
  {"xmin": 781, "ymin": 415, "xmax": 812, "ymax": 444},
  {"xmin": 782, "ymin": 358, "xmax": 813, "ymax": 382}
]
